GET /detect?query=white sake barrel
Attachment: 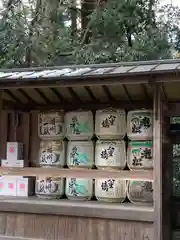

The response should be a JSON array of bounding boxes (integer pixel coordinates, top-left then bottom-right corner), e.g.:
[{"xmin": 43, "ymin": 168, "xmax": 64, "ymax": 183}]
[
  {"xmin": 65, "ymin": 110, "xmax": 93, "ymax": 140},
  {"xmin": 127, "ymin": 141, "xmax": 153, "ymax": 170},
  {"xmin": 95, "ymin": 109, "xmax": 126, "ymax": 140},
  {"xmin": 95, "ymin": 178, "xmax": 126, "ymax": 202},
  {"xmin": 39, "ymin": 140, "xmax": 65, "ymax": 167},
  {"xmin": 65, "ymin": 178, "xmax": 93, "ymax": 200},
  {"xmin": 95, "ymin": 141, "xmax": 126, "ymax": 170},
  {"xmin": 67, "ymin": 141, "xmax": 94, "ymax": 169},
  {"xmin": 127, "ymin": 109, "xmax": 153, "ymax": 140},
  {"xmin": 127, "ymin": 180, "xmax": 153, "ymax": 205},
  {"xmin": 38, "ymin": 111, "xmax": 64, "ymax": 140},
  {"xmin": 36, "ymin": 177, "xmax": 64, "ymax": 199}
]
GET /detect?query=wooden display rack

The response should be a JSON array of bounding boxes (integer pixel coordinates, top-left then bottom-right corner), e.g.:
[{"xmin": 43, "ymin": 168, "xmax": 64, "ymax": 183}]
[{"xmin": 0, "ymin": 59, "xmax": 178, "ymax": 240}]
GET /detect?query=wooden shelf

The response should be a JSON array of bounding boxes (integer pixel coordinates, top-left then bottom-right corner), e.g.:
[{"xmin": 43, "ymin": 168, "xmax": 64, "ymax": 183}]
[
  {"xmin": 0, "ymin": 167, "xmax": 153, "ymax": 180},
  {"xmin": 0, "ymin": 196, "xmax": 154, "ymax": 222}
]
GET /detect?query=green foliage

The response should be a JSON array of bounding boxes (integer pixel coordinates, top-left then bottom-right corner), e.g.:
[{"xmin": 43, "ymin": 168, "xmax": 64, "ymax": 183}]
[
  {"xmin": 72, "ymin": 0, "xmax": 172, "ymax": 63},
  {"xmin": 0, "ymin": 0, "xmax": 179, "ymax": 67}
]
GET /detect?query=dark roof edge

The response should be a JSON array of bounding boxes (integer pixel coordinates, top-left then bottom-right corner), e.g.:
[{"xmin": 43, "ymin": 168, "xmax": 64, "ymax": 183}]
[{"xmin": 1, "ymin": 58, "xmax": 180, "ymax": 73}]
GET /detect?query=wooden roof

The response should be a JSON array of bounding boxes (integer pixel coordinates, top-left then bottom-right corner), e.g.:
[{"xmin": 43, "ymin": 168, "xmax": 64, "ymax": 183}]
[
  {"xmin": 1, "ymin": 59, "xmax": 180, "ymax": 110},
  {"xmin": 0, "ymin": 59, "xmax": 180, "ymax": 85}
]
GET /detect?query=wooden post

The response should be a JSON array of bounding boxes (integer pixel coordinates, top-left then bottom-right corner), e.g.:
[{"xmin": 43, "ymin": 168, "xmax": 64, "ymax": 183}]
[
  {"xmin": 153, "ymin": 83, "xmax": 162, "ymax": 240},
  {"xmin": 0, "ymin": 90, "xmax": 8, "ymax": 159},
  {"xmin": 153, "ymin": 83, "xmax": 171, "ymax": 240}
]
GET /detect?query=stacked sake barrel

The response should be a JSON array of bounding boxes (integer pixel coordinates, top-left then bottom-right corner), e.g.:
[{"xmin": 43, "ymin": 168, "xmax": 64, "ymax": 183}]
[
  {"xmin": 36, "ymin": 112, "xmax": 65, "ymax": 199},
  {"xmin": 126, "ymin": 110, "xmax": 153, "ymax": 205},
  {"xmin": 94, "ymin": 109, "xmax": 127, "ymax": 203},
  {"xmin": 65, "ymin": 110, "xmax": 94, "ymax": 200}
]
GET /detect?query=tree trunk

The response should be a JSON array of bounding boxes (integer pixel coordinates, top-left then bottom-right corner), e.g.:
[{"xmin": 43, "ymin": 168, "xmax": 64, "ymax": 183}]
[
  {"xmin": 147, "ymin": 0, "xmax": 156, "ymax": 35},
  {"xmin": 71, "ymin": 0, "xmax": 77, "ymax": 37},
  {"xmin": 81, "ymin": 0, "xmax": 95, "ymax": 44},
  {"xmin": 25, "ymin": 0, "xmax": 42, "ymax": 67}
]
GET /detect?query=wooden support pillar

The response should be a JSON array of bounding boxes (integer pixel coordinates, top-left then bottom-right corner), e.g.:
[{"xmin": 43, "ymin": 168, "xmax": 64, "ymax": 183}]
[
  {"xmin": 153, "ymin": 83, "xmax": 171, "ymax": 240},
  {"xmin": 0, "ymin": 90, "xmax": 8, "ymax": 159}
]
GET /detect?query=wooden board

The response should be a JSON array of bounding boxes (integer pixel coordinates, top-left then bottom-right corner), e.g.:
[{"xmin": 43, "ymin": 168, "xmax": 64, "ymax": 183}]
[
  {"xmin": 0, "ymin": 167, "xmax": 153, "ymax": 180},
  {"xmin": 0, "ymin": 197, "xmax": 154, "ymax": 222},
  {"xmin": 0, "ymin": 212, "xmax": 154, "ymax": 240}
]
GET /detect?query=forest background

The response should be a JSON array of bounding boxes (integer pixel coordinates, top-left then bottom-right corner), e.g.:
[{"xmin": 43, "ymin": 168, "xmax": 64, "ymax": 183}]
[{"xmin": 0, "ymin": 0, "xmax": 180, "ymax": 68}]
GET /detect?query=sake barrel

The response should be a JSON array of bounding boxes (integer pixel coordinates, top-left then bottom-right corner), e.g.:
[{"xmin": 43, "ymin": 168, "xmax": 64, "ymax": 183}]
[
  {"xmin": 127, "ymin": 141, "xmax": 153, "ymax": 170},
  {"xmin": 127, "ymin": 109, "xmax": 153, "ymax": 140},
  {"xmin": 65, "ymin": 178, "xmax": 93, "ymax": 201},
  {"xmin": 95, "ymin": 109, "xmax": 126, "ymax": 140},
  {"xmin": 36, "ymin": 177, "xmax": 64, "ymax": 199},
  {"xmin": 39, "ymin": 140, "xmax": 65, "ymax": 167},
  {"xmin": 127, "ymin": 180, "xmax": 153, "ymax": 205},
  {"xmin": 38, "ymin": 111, "xmax": 64, "ymax": 140},
  {"xmin": 65, "ymin": 110, "xmax": 94, "ymax": 140},
  {"xmin": 95, "ymin": 178, "xmax": 126, "ymax": 203},
  {"xmin": 95, "ymin": 141, "xmax": 126, "ymax": 170},
  {"xmin": 67, "ymin": 141, "xmax": 94, "ymax": 169}
]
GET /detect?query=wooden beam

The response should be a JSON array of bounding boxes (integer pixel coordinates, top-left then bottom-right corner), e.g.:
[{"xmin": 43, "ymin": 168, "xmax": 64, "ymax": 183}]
[
  {"xmin": 0, "ymin": 167, "xmax": 153, "ymax": 180},
  {"xmin": 29, "ymin": 112, "xmax": 40, "ymax": 167},
  {"xmin": 84, "ymin": 86, "xmax": 97, "ymax": 101},
  {"xmin": 122, "ymin": 84, "xmax": 132, "ymax": 103},
  {"xmin": 3, "ymin": 100, "xmax": 152, "ymax": 111},
  {"xmin": 0, "ymin": 91, "xmax": 8, "ymax": 159},
  {"xmin": 68, "ymin": 87, "xmax": 82, "ymax": 103},
  {"xmin": 0, "ymin": 236, "xmax": 35, "ymax": 240},
  {"xmin": 0, "ymin": 111, "xmax": 8, "ymax": 159},
  {"xmin": 161, "ymin": 84, "xmax": 167, "ymax": 101},
  {"xmin": 102, "ymin": 85, "xmax": 114, "ymax": 101},
  {"xmin": 0, "ymin": 76, "xmax": 148, "ymax": 89},
  {"xmin": 141, "ymin": 83, "xmax": 150, "ymax": 100},
  {"xmin": 153, "ymin": 83, "xmax": 171, "ymax": 240},
  {"xmin": 22, "ymin": 113, "xmax": 30, "ymax": 167},
  {"xmin": 0, "ymin": 197, "xmax": 154, "ymax": 222},
  {"xmin": 49, "ymin": 88, "xmax": 65, "ymax": 102},
  {"xmin": 4, "ymin": 90, "xmax": 22, "ymax": 104},
  {"xmin": 153, "ymin": 83, "xmax": 163, "ymax": 240},
  {"xmin": 34, "ymin": 88, "xmax": 51, "ymax": 104},
  {"xmin": 18, "ymin": 89, "xmax": 36, "ymax": 104}
]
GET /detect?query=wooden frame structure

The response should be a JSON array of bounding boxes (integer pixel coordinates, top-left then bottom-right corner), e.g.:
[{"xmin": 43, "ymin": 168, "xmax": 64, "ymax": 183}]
[{"xmin": 0, "ymin": 59, "xmax": 179, "ymax": 239}]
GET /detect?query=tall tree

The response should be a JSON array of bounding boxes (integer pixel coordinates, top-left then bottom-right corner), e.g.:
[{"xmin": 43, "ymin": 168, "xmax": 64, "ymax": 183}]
[{"xmin": 0, "ymin": 0, "xmax": 179, "ymax": 67}]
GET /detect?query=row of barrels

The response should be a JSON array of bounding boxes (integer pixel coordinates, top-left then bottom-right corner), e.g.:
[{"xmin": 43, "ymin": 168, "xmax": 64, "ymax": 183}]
[
  {"xmin": 38, "ymin": 109, "xmax": 153, "ymax": 141},
  {"xmin": 36, "ymin": 177, "xmax": 153, "ymax": 205},
  {"xmin": 39, "ymin": 140, "xmax": 153, "ymax": 170}
]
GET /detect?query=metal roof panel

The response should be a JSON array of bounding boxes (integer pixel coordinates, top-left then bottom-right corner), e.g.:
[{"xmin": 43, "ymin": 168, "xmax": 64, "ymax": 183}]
[
  {"xmin": 7, "ymin": 71, "xmax": 35, "ymax": 79},
  {"xmin": 129, "ymin": 64, "xmax": 157, "ymax": 73},
  {"xmin": 152, "ymin": 63, "xmax": 180, "ymax": 71},
  {"xmin": 22, "ymin": 70, "xmax": 52, "ymax": 79},
  {"xmin": 85, "ymin": 67, "xmax": 113, "ymax": 75},
  {"xmin": 64, "ymin": 68, "xmax": 92, "ymax": 76},
  {"xmin": 42, "ymin": 69, "xmax": 72, "ymax": 77},
  {"xmin": 110, "ymin": 66, "xmax": 136, "ymax": 74},
  {"xmin": 0, "ymin": 72, "xmax": 15, "ymax": 78}
]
